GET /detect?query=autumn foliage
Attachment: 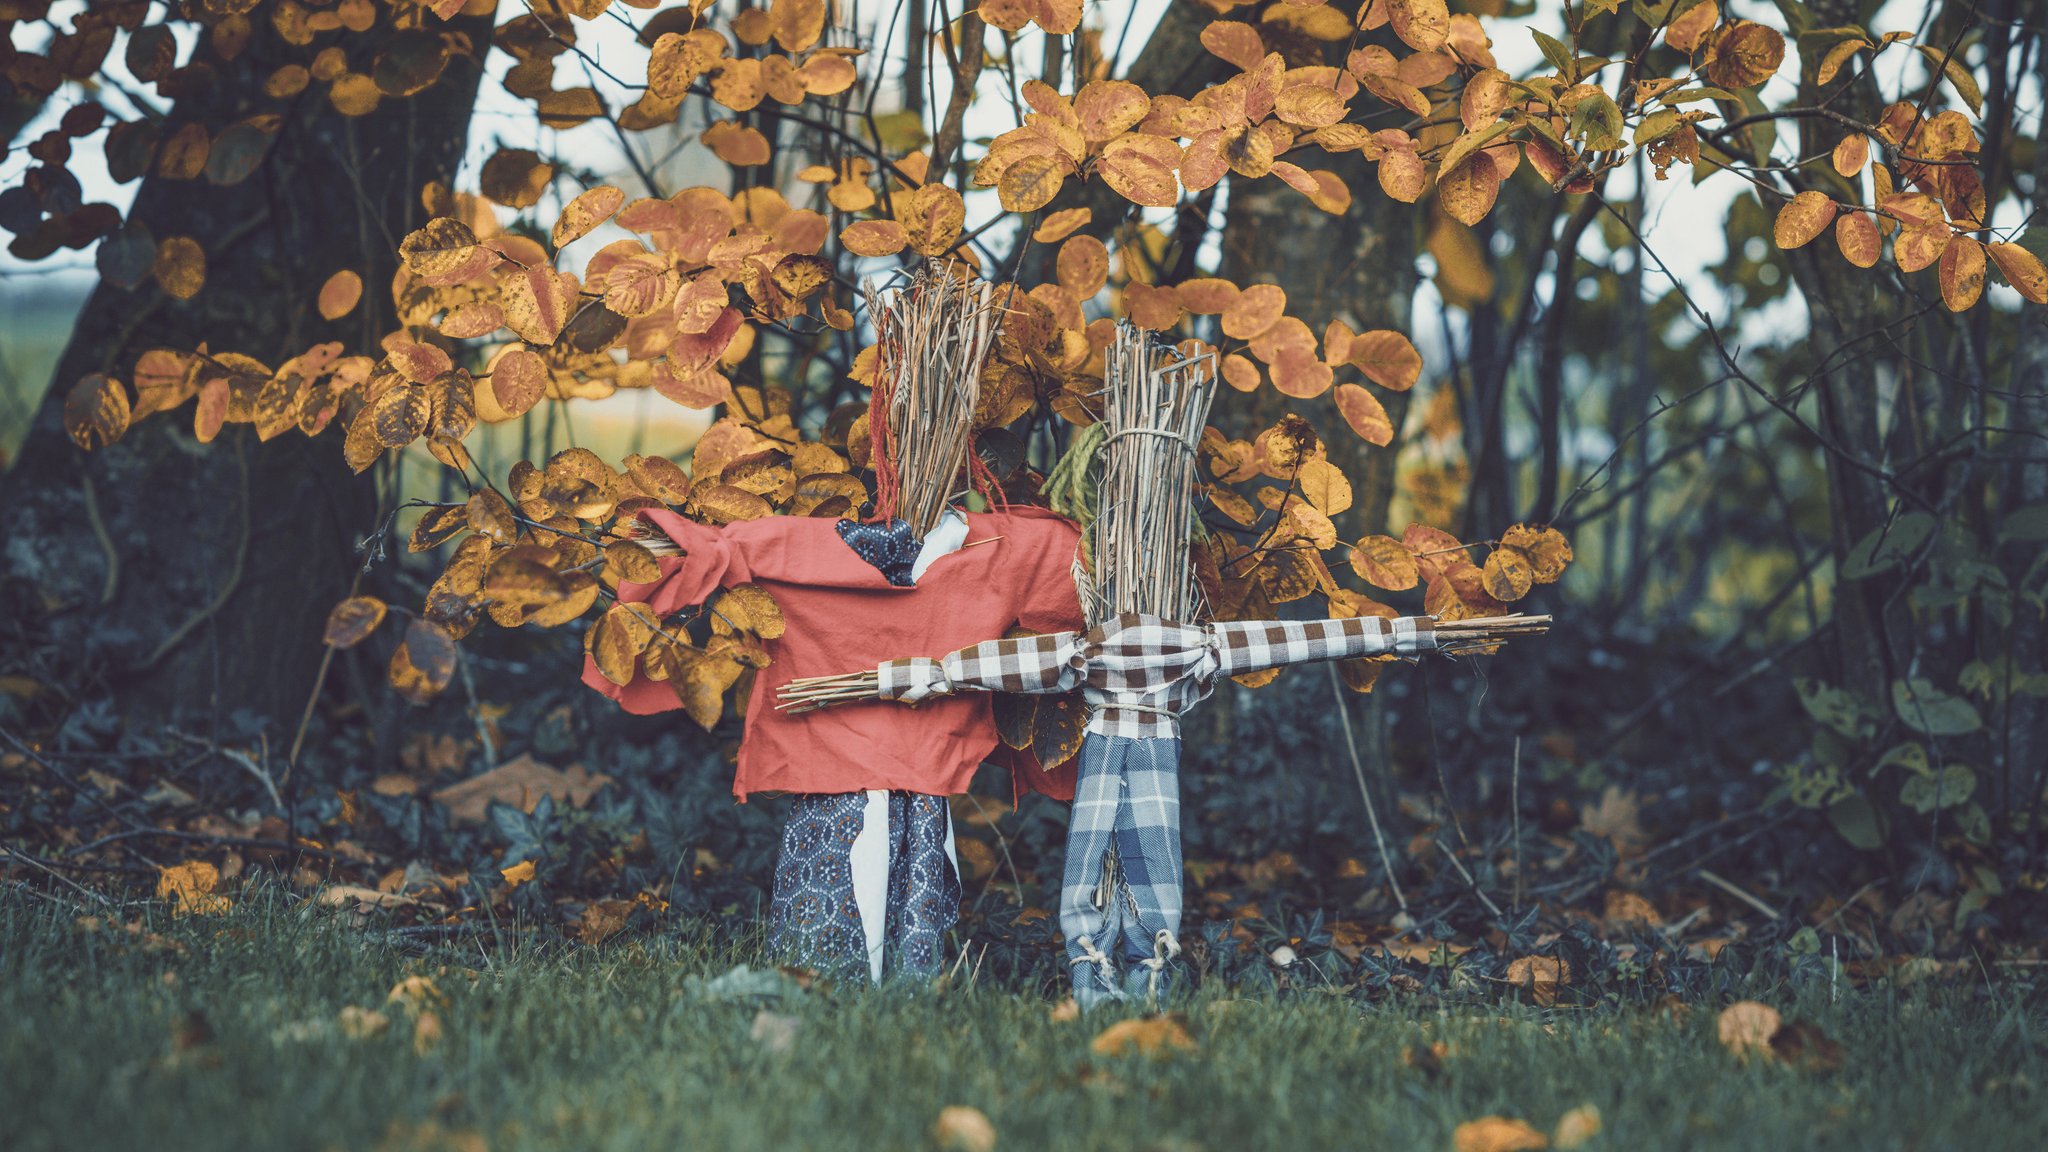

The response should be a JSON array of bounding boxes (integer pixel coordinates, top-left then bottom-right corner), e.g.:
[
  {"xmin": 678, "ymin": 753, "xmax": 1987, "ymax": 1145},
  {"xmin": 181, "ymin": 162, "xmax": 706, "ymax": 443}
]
[{"xmin": 7, "ymin": 0, "xmax": 2044, "ymax": 890}]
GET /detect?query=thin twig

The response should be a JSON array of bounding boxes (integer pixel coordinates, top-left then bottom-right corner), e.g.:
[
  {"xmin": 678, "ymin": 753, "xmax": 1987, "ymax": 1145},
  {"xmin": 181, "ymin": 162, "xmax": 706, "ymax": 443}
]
[
  {"xmin": 1328, "ymin": 663, "xmax": 1408, "ymax": 914},
  {"xmin": 1698, "ymin": 867, "xmax": 1782, "ymax": 921},
  {"xmin": 0, "ymin": 847, "xmax": 115, "ymax": 906}
]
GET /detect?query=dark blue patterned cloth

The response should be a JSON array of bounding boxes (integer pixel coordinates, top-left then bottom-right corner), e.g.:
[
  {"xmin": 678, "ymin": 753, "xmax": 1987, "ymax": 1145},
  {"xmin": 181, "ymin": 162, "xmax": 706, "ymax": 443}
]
[
  {"xmin": 768, "ymin": 793, "xmax": 866, "ymax": 973},
  {"xmin": 768, "ymin": 791, "xmax": 961, "ymax": 982},
  {"xmin": 835, "ymin": 518, "xmax": 922, "ymax": 586}
]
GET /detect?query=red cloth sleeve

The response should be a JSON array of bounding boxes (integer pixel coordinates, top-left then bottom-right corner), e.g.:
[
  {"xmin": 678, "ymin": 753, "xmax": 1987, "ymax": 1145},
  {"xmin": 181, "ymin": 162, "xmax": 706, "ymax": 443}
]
[
  {"xmin": 580, "ymin": 510, "xmax": 752, "ymax": 715},
  {"xmin": 614, "ymin": 509, "xmax": 753, "ymax": 612}
]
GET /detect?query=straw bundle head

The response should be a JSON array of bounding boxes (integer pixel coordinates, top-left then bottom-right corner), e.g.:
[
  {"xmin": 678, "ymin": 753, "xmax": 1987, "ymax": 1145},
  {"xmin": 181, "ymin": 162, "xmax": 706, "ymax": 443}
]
[
  {"xmin": 862, "ymin": 264, "xmax": 1002, "ymax": 536},
  {"xmin": 1086, "ymin": 323, "xmax": 1217, "ymax": 623}
]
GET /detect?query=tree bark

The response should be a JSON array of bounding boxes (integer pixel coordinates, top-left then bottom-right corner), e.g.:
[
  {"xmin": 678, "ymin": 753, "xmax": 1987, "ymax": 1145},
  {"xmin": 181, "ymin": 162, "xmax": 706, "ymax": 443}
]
[
  {"xmin": 1217, "ymin": 149, "xmax": 1419, "ymax": 539},
  {"xmin": 0, "ymin": 12, "xmax": 494, "ymax": 731}
]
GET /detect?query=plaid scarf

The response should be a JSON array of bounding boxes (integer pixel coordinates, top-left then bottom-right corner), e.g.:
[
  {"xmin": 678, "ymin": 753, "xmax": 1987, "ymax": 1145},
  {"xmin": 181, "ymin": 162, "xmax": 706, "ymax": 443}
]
[{"xmin": 874, "ymin": 612, "xmax": 1439, "ymax": 737}]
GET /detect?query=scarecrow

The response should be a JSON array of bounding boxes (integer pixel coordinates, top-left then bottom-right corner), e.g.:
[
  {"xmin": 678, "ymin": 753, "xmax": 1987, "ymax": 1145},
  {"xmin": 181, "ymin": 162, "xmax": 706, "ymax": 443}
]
[
  {"xmin": 584, "ymin": 266, "xmax": 1087, "ymax": 984},
  {"xmin": 778, "ymin": 326, "xmax": 1548, "ymax": 1007}
]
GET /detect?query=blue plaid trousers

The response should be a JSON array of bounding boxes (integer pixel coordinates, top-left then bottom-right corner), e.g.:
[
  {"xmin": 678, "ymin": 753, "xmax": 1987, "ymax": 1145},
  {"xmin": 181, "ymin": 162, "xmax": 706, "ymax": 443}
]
[{"xmin": 1060, "ymin": 733, "xmax": 1184, "ymax": 1009}]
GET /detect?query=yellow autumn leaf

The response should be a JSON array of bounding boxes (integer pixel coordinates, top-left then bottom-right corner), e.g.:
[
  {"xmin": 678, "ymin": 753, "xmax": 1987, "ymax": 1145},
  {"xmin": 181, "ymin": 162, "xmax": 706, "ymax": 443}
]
[
  {"xmin": 387, "ymin": 975, "xmax": 449, "ymax": 1014},
  {"xmin": 501, "ymin": 859, "xmax": 536, "ymax": 887},
  {"xmin": 1453, "ymin": 1115, "xmax": 1549, "ymax": 1152},
  {"xmin": 932, "ymin": 1106, "xmax": 997, "ymax": 1152},
  {"xmin": 157, "ymin": 860, "xmax": 231, "ymax": 915},
  {"xmin": 1090, "ymin": 1013, "xmax": 1198, "ymax": 1057},
  {"xmin": 1716, "ymin": 999, "xmax": 1783, "ymax": 1060},
  {"xmin": 1553, "ymin": 1104, "xmax": 1602, "ymax": 1149}
]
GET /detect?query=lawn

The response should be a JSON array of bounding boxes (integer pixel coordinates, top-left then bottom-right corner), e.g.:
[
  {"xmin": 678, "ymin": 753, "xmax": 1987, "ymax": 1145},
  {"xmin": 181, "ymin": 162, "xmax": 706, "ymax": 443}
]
[{"xmin": 2, "ymin": 889, "xmax": 2042, "ymax": 1152}]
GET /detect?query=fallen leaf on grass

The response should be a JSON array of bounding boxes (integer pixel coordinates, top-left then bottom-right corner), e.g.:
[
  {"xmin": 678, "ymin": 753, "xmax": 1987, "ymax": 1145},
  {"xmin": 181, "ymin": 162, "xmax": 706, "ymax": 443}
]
[
  {"xmin": 1453, "ymin": 1115, "xmax": 1549, "ymax": 1152},
  {"xmin": 157, "ymin": 860, "xmax": 232, "ymax": 916},
  {"xmin": 1579, "ymin": 786, "xmax": 1649, "ymax": 856},
  {"xmin": 339, "ymin": 1006, "xmax": 391, "ymax": 1038},
  {"xmin": 388, "ymin": 975, "xmax": 449, "ymax": 1014},
  {"xmin": 1553, "ymin": 1104, "xmax": 1601, "ymax": 1148},
  {"xmin": 1090, "ymin": 1013, "xmax": 1197, "ymax": 1057},
  {"xmin": 412, "ymin": 1010, "xmax": 444, "ymax": 1054},
  {"xmin": 1601, "ymin": 889, "xmax": 1661, "ymax": 927},
  {"xmin": 500, "ymin": 859, "xmax": 535, "ymax": 888},
  {"xmin": 932, "ymin": 1105, "xmax": 997, "ymax": 1152},
  {"xmin": 430, "ymin": 754, "xmax": 613, "ymax": 823},
  {"xmin": 579, "ymin": 898, "xmax": 633, "ymax": 944},
  {"xmin": 1503, "ymin": 955, "xmax": 1571, "ymax": 1005},
  {"xmin": 1715, "ymin": 1000, "xmax": 1781, "ymax": 1059},
  {"xmin": 1715, "ymin": 1001, "xmax": 1842, "ymax": 1070},
  {"xmin": 319, "ymin": 884, "xmax": 418, "ymax": 909}
]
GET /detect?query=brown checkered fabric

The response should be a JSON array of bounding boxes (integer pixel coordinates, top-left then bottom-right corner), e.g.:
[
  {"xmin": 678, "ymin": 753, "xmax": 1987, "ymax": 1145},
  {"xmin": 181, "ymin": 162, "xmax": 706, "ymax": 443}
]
[{"xmin": 871, "ymin": 612, "xmax": 1439, "ymax": 737}]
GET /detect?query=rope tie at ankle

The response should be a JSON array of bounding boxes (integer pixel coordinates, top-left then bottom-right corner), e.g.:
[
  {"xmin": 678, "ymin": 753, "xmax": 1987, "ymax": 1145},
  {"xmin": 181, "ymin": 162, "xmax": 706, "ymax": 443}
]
[
  {"xmin": 1070, "ymin": 934, "xmax": 1114, "ymax": 972},
  {"xmin": 1136, "ymin": 929, "xmax": 1181, "ymax": 1004}
]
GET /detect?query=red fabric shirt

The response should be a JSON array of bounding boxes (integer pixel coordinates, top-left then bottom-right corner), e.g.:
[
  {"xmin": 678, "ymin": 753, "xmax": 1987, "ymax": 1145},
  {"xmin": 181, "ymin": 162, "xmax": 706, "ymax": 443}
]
[{"xmin": 581, "ymin": 506, "xmax": 1084, "ymax": 801}]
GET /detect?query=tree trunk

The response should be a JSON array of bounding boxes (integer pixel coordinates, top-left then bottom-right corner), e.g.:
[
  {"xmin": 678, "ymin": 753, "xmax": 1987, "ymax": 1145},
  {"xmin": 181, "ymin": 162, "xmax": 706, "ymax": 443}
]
[
  {"xmin": 0, "ymin": 12, "xmax": 494, "ymax": 732},
  {"xmin": 1773, "ymin": 0, "xmax": 1916, "ymax": 706},
  {"xmin": 1217, "ymin": 149, "xmax": 1420, "ymax": 539}
]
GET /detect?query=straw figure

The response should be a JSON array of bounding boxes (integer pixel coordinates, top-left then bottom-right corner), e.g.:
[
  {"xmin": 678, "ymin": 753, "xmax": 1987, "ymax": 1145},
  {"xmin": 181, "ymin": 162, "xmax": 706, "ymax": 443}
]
[
  {"xmin": 778, "ymin": 324, "xmax": 1549, "ymax": 1007},
  {"xmin": 583, "ymin": 265, "xmax": 1087, "ymax": 983}
]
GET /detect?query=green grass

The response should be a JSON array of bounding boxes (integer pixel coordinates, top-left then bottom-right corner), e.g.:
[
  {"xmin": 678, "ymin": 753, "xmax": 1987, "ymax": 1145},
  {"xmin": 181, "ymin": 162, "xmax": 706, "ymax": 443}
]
[{"xmin": 2, "ymin": 890, "xmax": 2042, "ymax": 1152}]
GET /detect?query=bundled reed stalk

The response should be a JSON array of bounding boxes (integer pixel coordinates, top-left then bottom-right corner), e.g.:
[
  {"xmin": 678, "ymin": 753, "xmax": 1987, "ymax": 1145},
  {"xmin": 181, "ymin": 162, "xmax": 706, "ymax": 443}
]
[
  {"xmin": 864, "ymin": 265, "xmax": 999, "ymax": 536},
  {"xmin": 1431, "ymin": 614, "xmax": 1554, "ymax": 653},
  {"xmin": 622, "ymin": 265, "xmax": 998, "ymax": 558},
  {"xmin": 1087, "ymin": 323, "xmax": 1216, "ymax": 624}
]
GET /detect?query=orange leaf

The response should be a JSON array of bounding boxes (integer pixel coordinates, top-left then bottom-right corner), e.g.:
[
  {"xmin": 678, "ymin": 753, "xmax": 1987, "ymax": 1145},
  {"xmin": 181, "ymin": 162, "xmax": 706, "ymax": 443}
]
[
  {"xmin": 1438, "ymin": 153, "xmax": 1501, "ymax": 226},
  {"xmin": 1772, "ymin": 190, "xmax": 1835, "ymax": 249},
  {"xmin": 1378, "ymin": 146, "xmax": 1426, "ymax": 202},
  {"xmin": 1096, "ymin": 133, "xmax": 1183, "ymax": 208},
  {"xmin": 1834, "ymin": 210, "xmax": 1880, "ymax": 268},
  {"xmin": 1074, "ymin": 79, "xmax": 1150, "ymax": 143},
  {"xmin": 1989, "ymin": 240, "xmax": 2048, "ymax": 303},
  {"xmin": 1033, "ymin": 207, "xmax": 1092, "ymax": 244},
  {"xmin": 1938, "ymin": 234, "xmax": 1985, "ymax": 311},
  {"xmin": 1703, "ymin": 20, "xmax": 1785, "ymax": 89},
  {"xmin": 1090, "ymin": 1014, "xmax": 1197, "ymax": 1057},
  {"xmin": 1716, "ymin": 1000, "xmax": 1783, "ymax": 1060},
  {"xmin": 896, "ymin": 184, "xmax": 964, "ymax": 257},
  {"xmin": 1199, "ymin": 20, "xmax": 1265, "ymax": 71},
  {"xmin": 1347, "ymin": 329, "xmax": 1421, "ymax": 391},
  {"xmin": 489, "ymin": 347, "xmax": 548, "ymax": 419},
  {"xmin": 840, "ymin": 219, "xmax": 909, "ymax": 257},
  {"xmin": 1830, "ymin": 133, "xmax": 1868, "ymax": 178},
  {"xmin": 1349, "ymin": 534, "xmax": 1418, "ymax": 590},
  {"xmin": 1482, "ymin": 545, "xmax": 1535, "ymax": 600},
  {"xmin": 1452, "ymin": 1115, "xmax": 1549, "ymax": 1152},
  {"xmin": 553, "ymin": 185, "xmax": 624, "ymax": 249},
  {"xmin": 498, "ymin": 264, "xmax": 579, "ymax": 345},
  {"xmin": 1665, "ymin": 0, "xmax": 1717, "ymax": 53},
  {"xmin": 998, "ymin": 153, "xmax": 1067, "ymax": 213},
  {"xmin": 318, "ymin": 269, "xmax": 362, "ymax": 320},
  {"xmin": 152, "ymin": 235, "xmax": 206, "ymax": 299},
  {"xmin": 1333, "ymin": 383, "xmax": 1393, "ymax": 445},
  {"xmin": 1893, "ymin": 223, "xmax": 1951, "ymax": 273},
  {"xmin": 63, "ymin": 373, "xmax": 130, "ymax": 450},
  {"xmin": 1387, "ymin": 0, "xmax": 1449, "ymax": 52},
  {"xmin": 1220, "ymin": 283, "xmax": 1285, "ymax": 340}
]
